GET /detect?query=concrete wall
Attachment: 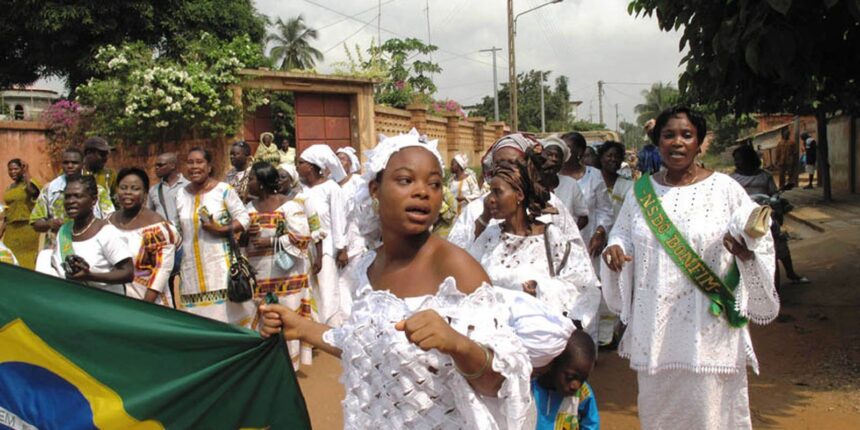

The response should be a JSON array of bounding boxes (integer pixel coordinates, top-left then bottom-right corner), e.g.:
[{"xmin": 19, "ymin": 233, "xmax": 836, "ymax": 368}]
[
  {"xmin": 108, "ymin": 138, "xmax": 232, "ymax": 183},
  {"xmin": 827, "ymin": 115, "xmax": 859, "ymax": 194},
  {"xmin": 373, "ymin": 104, "xmax": 509, "ymax": 168},
  {"xmin": 0, "ymin": 121, "xmax": 55, "ymax": 191}
]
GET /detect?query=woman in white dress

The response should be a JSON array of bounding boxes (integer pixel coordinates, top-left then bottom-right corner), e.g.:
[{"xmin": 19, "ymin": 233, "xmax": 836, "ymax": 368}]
[
  {"xmin": 448, "ymin": 134, "xmax": 579, "ymax": 249},
  {"xmin": 51, "ymin": 175, "xmax": 134, "ymax": 294},
  {"xmin": 598, "ymin": 141, "xmax": 634, "ymax": 220},
  {"xmin": 468, "ymin": 151, "xmax": 601, "ymax": 340},
  {"xmin": 560, "ymin": 132, "xmax": 614, "ymax": 259},
  {"xmin": 243, "ymin": 162, "xmax": 314, "ymax": 368},
  {"xmin": 540, "ymin": 136, "xmax": 589, "ymax": 230},
  {"xmin": 108, "ymin": 168, "xmax": 179, "ymax": 307},
  {"xmin": 298, "ymin": 144, "xmax": 351, "ymax": 326},
  {"xmin": 448, "ymin": 153, "xmax": 481, "ymax": 215},
  {"xmin": 602, "ymin": 106, "xmax": 780, "ymax": 430},
  {"xmin": 175, "ymin": 147, "xmax": 252, "ymax": 325},
  {"xmin": 260, "ymin": 131, "xmax": 535, "ymax": 429}
]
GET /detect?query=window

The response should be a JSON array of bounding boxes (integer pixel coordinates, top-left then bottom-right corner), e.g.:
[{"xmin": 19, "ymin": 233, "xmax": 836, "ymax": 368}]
[{"xmin": 13, "ymin": 104, "xmax": 24, "ymax": 120}]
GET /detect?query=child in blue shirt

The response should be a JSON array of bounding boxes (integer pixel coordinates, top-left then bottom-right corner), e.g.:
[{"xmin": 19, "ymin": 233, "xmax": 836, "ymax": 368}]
[{"xmin": 530, "ymin": 329, "xmax": 599, "ymax": 430}]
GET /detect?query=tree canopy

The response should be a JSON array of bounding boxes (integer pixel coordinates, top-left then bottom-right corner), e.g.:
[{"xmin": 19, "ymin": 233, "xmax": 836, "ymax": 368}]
[
  {"xmin": 628, "ymin": 0, "xmax": 860, "ymax": 117},
  {"xmin": 470, "ymin": 71, "xmax": 595, "ymax": 133},
  {"xmin": 0, "ymin": 0, "xmax": 267, "ymax": 90},
  {"xmin": 267, "ymin": 15, "xmax": 324, "ymax": 71}
]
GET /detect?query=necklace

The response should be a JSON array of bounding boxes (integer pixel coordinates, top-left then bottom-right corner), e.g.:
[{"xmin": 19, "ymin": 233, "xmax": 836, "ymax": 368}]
[
  {"xmin": 72, "ymin": 216, "xmax": 97, "ymax": 237},
  {"xmin": 663, "ymin": 170, "xmax": 698, "ymax": 187}
]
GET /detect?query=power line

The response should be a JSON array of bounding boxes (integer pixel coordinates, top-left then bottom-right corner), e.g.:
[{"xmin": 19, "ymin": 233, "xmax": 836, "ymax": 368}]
[
  {"xmin": 314, "ymin": 0, "xmax": 399, "ymax": 31},
  {"xmin": 323, "ymin": 20, "xmax": 375, "ymax": 53},
  {"xmin": 300, "ymin": 0, "xmax": 495, "ymax": 68}
]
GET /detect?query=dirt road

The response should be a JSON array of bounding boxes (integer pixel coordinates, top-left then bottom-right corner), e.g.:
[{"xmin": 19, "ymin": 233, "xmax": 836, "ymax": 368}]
[{"xmin": 296, "ymin": 217, "xmax": 860, "ymax": 429}]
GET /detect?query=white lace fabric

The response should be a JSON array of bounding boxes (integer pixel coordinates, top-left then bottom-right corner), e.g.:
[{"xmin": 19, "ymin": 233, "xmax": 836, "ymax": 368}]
[
  {"xmin": 468, "ymin": 223, "xmax": 600, "ymax": 333},
  {"xmin": 601, "ymin": 173, "xmax": 779, "ymax": 375},
  {"xmin": 323, "ymin": 253, "xmax": 532, "ymax": 429}
]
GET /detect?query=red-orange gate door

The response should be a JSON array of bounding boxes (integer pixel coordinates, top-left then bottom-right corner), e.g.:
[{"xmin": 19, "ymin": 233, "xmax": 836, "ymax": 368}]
[{"xmin": 294, "ymin": 93, "xmax": 352, "ymax": 155}]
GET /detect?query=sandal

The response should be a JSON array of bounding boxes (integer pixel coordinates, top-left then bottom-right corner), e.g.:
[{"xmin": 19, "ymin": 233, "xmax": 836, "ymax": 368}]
[{"xmin": 789, "ymin": 276, "xmax": 811, "ymax": 284}]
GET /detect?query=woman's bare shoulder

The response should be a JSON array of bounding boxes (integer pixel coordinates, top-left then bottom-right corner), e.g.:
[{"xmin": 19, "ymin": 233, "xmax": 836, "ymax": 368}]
[{"xmin": 430, "ymin": 236, "xmax": 491, "ymax": 294}]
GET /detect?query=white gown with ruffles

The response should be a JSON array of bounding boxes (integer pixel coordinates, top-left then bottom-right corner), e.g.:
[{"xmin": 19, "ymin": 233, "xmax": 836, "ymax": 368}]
[
  {"xmin": 323, "ymin": 251, "xmax": 534, "ymax": 430},
  {"xmin": 600, "ymin": 173, "xmax": 780, "ymax": 430}
]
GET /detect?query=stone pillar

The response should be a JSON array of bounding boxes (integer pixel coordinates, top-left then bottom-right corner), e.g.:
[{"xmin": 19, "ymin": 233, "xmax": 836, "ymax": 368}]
[
  {"xmin": 490, "ymin": 121, "xmax": 507, "ymax": 140},
  {"xmin": 230, "ymin": 85, "xmax": 244, "ymax": 141},
  {"xmin": 406, "ymin": 103, "xmax": 429, "ymax": 133},
  {"xmin": 467, "ymin": 117, "xmax": 487, "ymax": 163},
  {"xmin": 444, "ymin": 113, "xmax": 460, "ymax": 162}
]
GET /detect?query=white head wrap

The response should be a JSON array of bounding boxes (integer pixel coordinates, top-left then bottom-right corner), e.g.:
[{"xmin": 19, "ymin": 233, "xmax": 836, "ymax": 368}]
[
  {"xmin": 299, "ymin": 144, "xmax": 347, "ymax": 183},
  {"xmin": 354, "ymin": 128, "xmax": 444, "ymax": 246},
  {"xmin": 336, "ymin": 147, "xmax": 361, "ymax": 174},
  {"xmin": 451, "ymin": 153, "xmax": 468, "ymax": 170},
  {"xmin": 540, "ymin": 135, "xmax": 571, "ymax": 162},
  {"xmin": 277, "ymin": 163, "xmax": 299, "ymax": 188},
  {"xmin": 480, "ymin": 133, "xmax": 539, "ymax": 171}
]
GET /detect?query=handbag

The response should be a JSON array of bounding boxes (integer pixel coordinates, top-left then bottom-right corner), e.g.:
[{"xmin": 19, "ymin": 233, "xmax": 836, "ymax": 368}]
[
  {"xmin": 744, "ymin": 205, "xmax": 773, "ymax": 239},
  {"xmin": 227, "ymin": 233, "xmax": 256, "ymax": 302},
  {"xmin": 273, "ymin": 235, "xmax": 295, "ymax": 272}
]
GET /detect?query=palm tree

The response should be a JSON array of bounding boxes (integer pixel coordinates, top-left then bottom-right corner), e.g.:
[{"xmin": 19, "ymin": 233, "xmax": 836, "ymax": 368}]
[
  {"xmin": 267, "ymin": 16, "xmax": 324, "ymax": 70},
  {"xmin": 634, "ymin": 82, "xmax": 680, "ymax": 126}
]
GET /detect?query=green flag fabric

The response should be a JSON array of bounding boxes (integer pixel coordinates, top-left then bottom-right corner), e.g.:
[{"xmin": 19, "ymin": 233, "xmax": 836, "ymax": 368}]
[{"xmin": 0, "ymin": 263, "xmax": 311, "ymax": 429}]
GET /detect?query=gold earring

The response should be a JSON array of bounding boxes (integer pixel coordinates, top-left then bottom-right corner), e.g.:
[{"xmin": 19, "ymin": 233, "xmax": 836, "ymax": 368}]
[{"xmin": 371, "ymin": 197, "xmax": 379, "ymax": 212}]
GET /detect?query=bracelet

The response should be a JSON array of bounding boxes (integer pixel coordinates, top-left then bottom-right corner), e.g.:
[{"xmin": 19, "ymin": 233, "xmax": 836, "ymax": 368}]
[
  {"xmin": 456, "ymin": 343, "xmax": 492, "ymax": 380},
  {"xmin": 476, "ymin": 217, "xmax": 488, "ymax": 227}
]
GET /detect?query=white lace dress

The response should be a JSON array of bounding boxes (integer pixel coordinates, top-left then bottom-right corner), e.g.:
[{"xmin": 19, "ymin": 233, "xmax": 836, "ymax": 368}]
[
  {"xmin": 469, "ymin": 223, "xmax": 601, "ymax": 340},
  {"xmin": 323, "ymin": 252, "xmax": 533, "ymax": 429},
  {"xmin": 600, "ymin": 173, "xmax": 780, "ymax": 430}
]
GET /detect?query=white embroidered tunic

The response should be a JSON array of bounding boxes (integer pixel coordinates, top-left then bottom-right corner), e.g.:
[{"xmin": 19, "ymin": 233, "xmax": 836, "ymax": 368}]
[
  {"xmin": 600, "ymin": 173, "xmax": 779, "ymax": 375},
  {"xmin": 554, "ymin": 175, "xmax": 589, "ymax": 218},
  {"xmin": 570, "ymin": 166, "xmax": 614, "ymax": 243},
  {"xmin": 469, "ymin": 223, "xmax": 601, "ymax": 333},
  {"xmin": 323, "ymin": 251, "xmax": 533, "ymax": 429}
]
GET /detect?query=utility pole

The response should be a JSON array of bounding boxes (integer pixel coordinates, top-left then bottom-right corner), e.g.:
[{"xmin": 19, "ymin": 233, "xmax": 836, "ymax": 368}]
[
  {"xmin": 615, "ymin": 103, "xmax": 619, "ymax": 132},
  {"xmin": 507, "ymin": 0, "xmax": 517, "ymax": 131},
  {"xmin": 479, "ymin": 47, "xmax": 502, "ymax": 121},
  {"xmin": 425, "ymin": 0, "xmax": 433, "ymax": 70},
  {"xmin": 540, "ymin": 74, "xmax": 546, "ymax": 133},
  {"xmin": 589, "ymin": 100, "xmax": 593, "ymax": 123},
  {"xmin": 597, "ymin": 80, "xmax": 605, "ymax": 125},
  {"xmin": 377, "ymin": 0, "xmax": 382, "ymax": 45}
]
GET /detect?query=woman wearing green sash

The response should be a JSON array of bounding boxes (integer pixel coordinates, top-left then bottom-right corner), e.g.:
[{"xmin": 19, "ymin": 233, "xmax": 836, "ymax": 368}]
[
  {"xmin": 601, "ymin": 106, "xmax": 780, "ymax": 430},
  {"xmin": 50, "ymin": 175, "xmax": 134, "ymax": 294}
]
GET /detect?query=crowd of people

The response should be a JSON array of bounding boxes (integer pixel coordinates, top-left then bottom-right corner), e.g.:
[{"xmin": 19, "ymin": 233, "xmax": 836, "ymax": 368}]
[{"xmin": 0, "ymin": 106, "xmax": 784, "ymax": 429}]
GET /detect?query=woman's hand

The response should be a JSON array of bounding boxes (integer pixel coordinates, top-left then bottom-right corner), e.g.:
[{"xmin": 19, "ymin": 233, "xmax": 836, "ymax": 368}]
[
  {"xmin": 335, "ymin": 248, "xmax": 349, "ymax": 269},
  {"xmin": 588, "ymin": 227, "xmax": 608, "ymax": 258},
  {"xmin": 251, "ymin": 236, "xmax": 272, "ymax": 249},
  {"xmin": 259, "ymin": 304, "xmax": 308, "ymax": 341},
  {"xmin": 200, "ymin": 218, "xmax": 225, "ymax": 236},
  {"xmin": 521, "ymin": 280, "xmax": 537, "ymax": 296},
  {"xmin": 603, "ymin": 244, "xmax": 632, "ymax": 272},
  {"xmin": 723, "ymin": 233, "xmax": 754, "ymax": 261},
  {"xmin": 49, "ymin": 218, "xmax": 64, "ymax": 232},
  {"xmin": 395, "ymin": 310, "xmax": 467, "ymax": 355},
  {"xmin": 66, "ymin": 256, "xmax": 91, "ymax": 281},
  {"xmin": 246, "ymin": 222, "xmax": 261, "ymax": 237}
]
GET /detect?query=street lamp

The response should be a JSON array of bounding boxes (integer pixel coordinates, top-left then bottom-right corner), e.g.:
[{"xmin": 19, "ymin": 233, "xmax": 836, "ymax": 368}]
[{"xmin": 507, "ymin": 0, "xmax": 563, "ymax": 132}]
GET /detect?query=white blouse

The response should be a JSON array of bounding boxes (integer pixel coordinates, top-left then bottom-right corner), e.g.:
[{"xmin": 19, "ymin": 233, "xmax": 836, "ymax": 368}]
[
  {"xmin": 323, "ymin": 251, "xmax": 534, "ymax": 429},
  {"xmin": 304, "ymin": 179, "xmax": 348, "ymax": 257},
  {"xmin": 449, "ymin": 173, "xmax": 482, "ymax": 214},
  {"xmin": 469, "ymin": 223, "xmax": 601, "ymax": 332},
  {"xmin": 571, "ymin": 166, "xmax": 614, "ymax": 243},
  {"xmin": 554, "ymin": 175, "xmax": 589, "ymax": 218},
  {"xmin": 51, "ymin": 223, "xmax": 133, "ymax": 295},
  {"xmin": 601, "ymin": 173, "xmax": 779, "ymax": 375}
]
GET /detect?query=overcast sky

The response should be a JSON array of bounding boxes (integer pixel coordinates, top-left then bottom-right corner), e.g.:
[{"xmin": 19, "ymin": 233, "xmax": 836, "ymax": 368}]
[
  {"xmin": 256, "ymin": 0, "xmax": 685, "ymax": 128},
  {"xmin": 38, "ymin": 0, "xmax": 685, "ymax": 129}
]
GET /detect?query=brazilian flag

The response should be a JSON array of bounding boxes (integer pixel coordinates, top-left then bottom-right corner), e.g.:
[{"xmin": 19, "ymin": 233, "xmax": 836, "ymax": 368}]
[{"xmin": 0, "ymin": 263, "xmax": 311, "ymax": 429}]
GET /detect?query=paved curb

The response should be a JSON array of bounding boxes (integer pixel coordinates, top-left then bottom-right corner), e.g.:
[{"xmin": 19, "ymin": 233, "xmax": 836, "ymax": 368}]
[{"xmin": 785, "ymin": 212, "xmax": 826, "ymax": 233}]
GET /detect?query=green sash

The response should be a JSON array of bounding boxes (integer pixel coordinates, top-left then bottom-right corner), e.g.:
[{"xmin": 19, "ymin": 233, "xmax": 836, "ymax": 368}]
[
  {"xmin": 57, "ymin": 221, "xmax": 75, "ymax": 261},
  {"xmin": 634, "ymin": 175, "xmax": 748, "ymax": 328}
]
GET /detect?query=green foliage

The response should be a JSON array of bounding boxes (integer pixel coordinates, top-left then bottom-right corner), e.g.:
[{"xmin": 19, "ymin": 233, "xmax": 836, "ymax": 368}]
[
  {"xmin": 266, "ymin": 15, "xmax": 324, "ymax": 71},
  {"xmin": 619, "ymin": 120, "xmax": 649, "ymax": 149},
  {"xmin": 269, "ymin": 92, "xmax": 295, "ymax": 144},
  {"xmin": 371, "ymin": 38, "xmax": 442, "ymax": 108},
  {"xmin": 634, "ymin": 82, "xmax": 680, "ymax": 125},
  {"xmin": 331, "ymin": 43, "xmax": 388, "ymax": 80},
  {"xmin": 570, "ymin": 120, "xmax": 608, "ymax": 132},
  {"xmin": 0, "ymin": 0, "xmax": 267, "ymax": 91},
  {"xmin": 628, "ymin": 0, "xmax": 860, "ymax": 117},
  {"xmin": 76, "ymin": 34, "xmax": 267, "ymax": 144},
  {"xmin": 471, "ymin": 71, "xmax": 580, "ymax": 132}
]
